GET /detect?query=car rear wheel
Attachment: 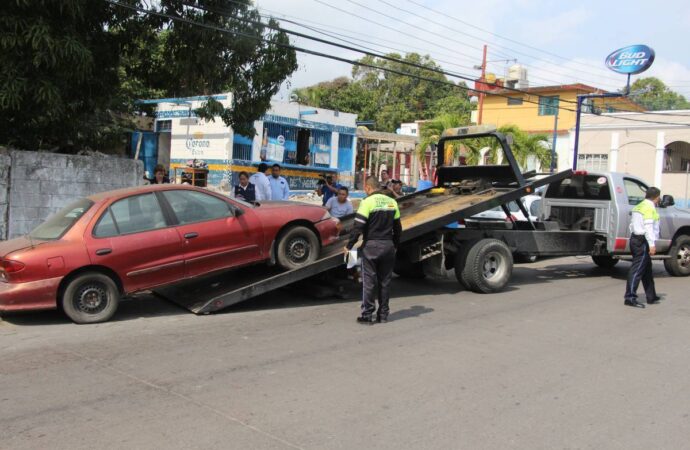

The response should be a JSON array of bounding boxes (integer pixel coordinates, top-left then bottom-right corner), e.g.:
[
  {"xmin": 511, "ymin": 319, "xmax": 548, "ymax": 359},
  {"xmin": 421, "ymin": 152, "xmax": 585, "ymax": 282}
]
[
  {"xmin": 664, "ymin": 235, "xmax": 690, "ymax": 277},
  {"xmin": 61, "ymin": 273, "xmax": 119, "ymax": 324},
  {"xmin": 457, "ymin": 239, "xmax": 513, "ymax": 293},
  {"xmin": 276, "ymin": 226, "xmax": 320, "ymax": 270}
]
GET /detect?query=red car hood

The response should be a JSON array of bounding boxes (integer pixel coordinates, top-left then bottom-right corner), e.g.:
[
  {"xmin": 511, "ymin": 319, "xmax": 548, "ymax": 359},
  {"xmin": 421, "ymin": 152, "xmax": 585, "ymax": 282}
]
[{"xmin": 0, "ymin": 236, "xmax": 45, "ymax": 258}]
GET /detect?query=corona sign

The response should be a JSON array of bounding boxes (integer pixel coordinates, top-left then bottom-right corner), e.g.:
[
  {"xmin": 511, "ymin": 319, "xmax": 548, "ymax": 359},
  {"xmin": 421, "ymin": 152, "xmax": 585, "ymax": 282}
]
[{"xmin": 605, "ymin": 45, "xmax": 655, "ymax": 75}]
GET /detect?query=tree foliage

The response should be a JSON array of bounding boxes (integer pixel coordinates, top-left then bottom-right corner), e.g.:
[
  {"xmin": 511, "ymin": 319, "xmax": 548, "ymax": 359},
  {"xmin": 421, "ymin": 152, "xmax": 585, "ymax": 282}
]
[
  {"xmin": 418, "ymin": 118, "xmax": 550, "ymax": 170},
  {"xmin": 0, "ymin": 0, "xmax": 297, "ymax": 151},
  {"xmin": 629, "ymin": 77, "xmax": 690, "ymax": 111},
  {"xmin": 292, "ymin": 53, "xmax": 471, "ymax": 132}
]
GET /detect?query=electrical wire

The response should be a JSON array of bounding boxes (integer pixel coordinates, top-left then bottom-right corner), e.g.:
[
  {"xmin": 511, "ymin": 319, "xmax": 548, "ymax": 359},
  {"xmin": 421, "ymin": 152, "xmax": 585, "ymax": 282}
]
[{"xmin": 104, "ymin": 0, "xmax": 690, "ymax": 128}]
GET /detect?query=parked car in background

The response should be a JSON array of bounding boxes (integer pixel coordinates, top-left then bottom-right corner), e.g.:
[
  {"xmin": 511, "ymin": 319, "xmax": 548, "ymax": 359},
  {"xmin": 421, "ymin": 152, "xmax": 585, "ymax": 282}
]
[
  {"xmin": 467, "ymin": 195, "xmax": 542, "ymax": 223},
  {"xmin": 0, "ymin": 185, "xmax": 341, "ymax": 324}
]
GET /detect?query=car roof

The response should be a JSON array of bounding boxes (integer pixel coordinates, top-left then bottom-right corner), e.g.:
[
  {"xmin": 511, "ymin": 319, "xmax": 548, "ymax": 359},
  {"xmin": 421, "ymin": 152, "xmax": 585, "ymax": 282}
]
[{"xmin": 87, "ymin": 184, "xmax": 211, "ymax": 202}]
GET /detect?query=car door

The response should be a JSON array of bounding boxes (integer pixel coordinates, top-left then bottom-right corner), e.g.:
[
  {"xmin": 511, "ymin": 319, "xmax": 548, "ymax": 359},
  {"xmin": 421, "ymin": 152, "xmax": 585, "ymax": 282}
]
[
  {"xmin": 159, "ymin": 189, "xmax": 264, "ymax": 278},
  {"xmin": 86, "ymin": 192, "xmax": 185, "ymax": 293}
]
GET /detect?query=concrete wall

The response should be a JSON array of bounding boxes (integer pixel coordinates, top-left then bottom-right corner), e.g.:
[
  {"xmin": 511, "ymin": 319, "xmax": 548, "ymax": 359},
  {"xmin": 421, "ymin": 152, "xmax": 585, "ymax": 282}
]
[
  {"xmin": 0, "ymin": 153, "xmax": 10, "ymax": 240},
  {"xmin": 2, "ymin": 150, "xmax": 143, "ymax": 240}
]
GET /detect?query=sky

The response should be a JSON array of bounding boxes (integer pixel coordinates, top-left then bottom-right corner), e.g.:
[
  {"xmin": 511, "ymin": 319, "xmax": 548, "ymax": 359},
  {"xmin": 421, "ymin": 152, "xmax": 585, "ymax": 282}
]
[{"xmin": 254, "ymin": 0, "xmax": 690, "ymax": 101}]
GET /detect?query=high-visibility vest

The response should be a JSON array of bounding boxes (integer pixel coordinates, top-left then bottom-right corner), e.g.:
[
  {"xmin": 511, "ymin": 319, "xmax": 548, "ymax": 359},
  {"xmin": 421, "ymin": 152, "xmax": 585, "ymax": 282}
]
[{"xmin": 632, "ymin": 200, "xmax": 659, "ymax": 222}]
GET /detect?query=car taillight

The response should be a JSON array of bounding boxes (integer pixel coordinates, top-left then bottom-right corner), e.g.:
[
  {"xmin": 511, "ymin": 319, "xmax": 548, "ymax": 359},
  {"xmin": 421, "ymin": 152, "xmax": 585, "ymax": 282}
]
[
  {"xmin": 573, "ymin": 170, "xmax": 588, "ymax": 176},
  {"xmin": 1, "ymin": 260, "xmax": 25, "ymax": 273},
  {"xmin": 505, "ymin": 214, "xmax": 518, "ymax": 222}
]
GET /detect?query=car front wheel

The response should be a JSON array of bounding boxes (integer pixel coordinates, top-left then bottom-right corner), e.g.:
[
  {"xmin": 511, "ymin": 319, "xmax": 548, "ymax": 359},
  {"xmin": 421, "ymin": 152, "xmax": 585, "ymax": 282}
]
[
  {"xmin": 276, "ymin": 226, "xmax": 320, "ymax": 270},
  {"xmin": 664, "ymin": 234, "xmax": 690, "ymax": 276},
  {"xmin": 61, "ymin": 272, "xmax": 120, "ymax": 324}
]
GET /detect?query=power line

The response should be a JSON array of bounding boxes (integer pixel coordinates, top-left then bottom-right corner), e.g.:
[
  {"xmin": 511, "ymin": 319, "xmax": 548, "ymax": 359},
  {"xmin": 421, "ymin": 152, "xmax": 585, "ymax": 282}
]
[
  {"xmin": 403, "ymin": 0, "xmax": 631, "ymax": 83},
  {"xmin": 340, "ymin": 0, "xmax": 623, "ymax": 89},
  {"xmin": 104, "ymin": 0, "xmax": 690, "ymax": 128}
]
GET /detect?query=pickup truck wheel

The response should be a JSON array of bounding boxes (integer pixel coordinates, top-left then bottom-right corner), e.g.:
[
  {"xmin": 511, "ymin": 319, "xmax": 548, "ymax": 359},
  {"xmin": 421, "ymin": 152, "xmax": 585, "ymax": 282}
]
[
  {"xmin": 592, "ymin": 255, "xmax": 619, "ymax": 268},
  {"xmin": 664, "ymin": 235, "xmax": 690, "ymax": 277},
  {"xmin": 61, "ymin": 273, "xmax": 119, "ymax": 324},
  {"xmin": 459, "ymin": 239, "xmax": 513, "ymax": 293},
  {"xmin": 276, "ymin": 226, "xmax": 319, "ymax": 271}
]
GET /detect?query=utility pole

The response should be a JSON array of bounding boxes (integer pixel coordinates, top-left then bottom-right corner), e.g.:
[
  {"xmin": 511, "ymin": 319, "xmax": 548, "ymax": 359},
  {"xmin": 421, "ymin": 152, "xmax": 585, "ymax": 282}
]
[
  {"xmin": 477, "ymin": 44, "xmax": 487, "ymax": 125},
  {"xmin": 550, "ymin": 109, "xmax": 559, "ymax": 173}
]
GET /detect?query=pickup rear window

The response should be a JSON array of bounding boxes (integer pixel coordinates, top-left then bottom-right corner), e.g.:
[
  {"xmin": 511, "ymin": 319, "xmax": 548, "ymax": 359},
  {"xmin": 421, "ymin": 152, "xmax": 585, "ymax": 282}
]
[{"xmin": 545, "ymin": 175, "xmax": 611, "ymax": 200}]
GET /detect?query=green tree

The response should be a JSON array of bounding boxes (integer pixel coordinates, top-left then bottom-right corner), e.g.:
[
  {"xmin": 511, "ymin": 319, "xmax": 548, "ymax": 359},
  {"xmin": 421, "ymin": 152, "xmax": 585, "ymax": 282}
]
[
  {"xmin": 0, "ymin": 0, "xmax": 297, "ymax": 151},
  {"xmin": 416, "ymin": 113, "xmax": 470, "ymax": 165},
  {"xmin": 628, "ymin": 77, "xmax": 690, "ymax": 111},
  {"xmin": 293, "ymin": 53, "xmax": 471, "ymax": 132}
]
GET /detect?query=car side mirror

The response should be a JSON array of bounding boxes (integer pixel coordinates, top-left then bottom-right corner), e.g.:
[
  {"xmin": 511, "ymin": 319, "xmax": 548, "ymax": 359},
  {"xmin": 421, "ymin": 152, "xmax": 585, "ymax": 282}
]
[
  {"xmin": 660, "ymin": 195, "xmax": 675, "ymax": 208},
  {"xmin": 233, "ymin": 206, "xmax": 244, "ymax": 217}
]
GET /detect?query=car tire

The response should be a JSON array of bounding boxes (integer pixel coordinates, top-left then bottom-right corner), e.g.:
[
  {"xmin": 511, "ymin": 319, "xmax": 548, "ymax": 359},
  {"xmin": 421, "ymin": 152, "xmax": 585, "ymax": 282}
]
[
  {"xmin": 458, "ymin": 239, "xmax": 513, "ymax": 293},
  {"xmin": 663, "ymin": 234, "xmax": 690, "ymax": 277},
  {"xmin": 61, "ymin": 272, "xmax": 120, "ymax": 324},
  {"xmin": 592, "ymin": 255, "xmax": 619, "ymax": 268},
  {"xmin": 276, "ymin": 226, "xmax": 320, "ymax": 270}
]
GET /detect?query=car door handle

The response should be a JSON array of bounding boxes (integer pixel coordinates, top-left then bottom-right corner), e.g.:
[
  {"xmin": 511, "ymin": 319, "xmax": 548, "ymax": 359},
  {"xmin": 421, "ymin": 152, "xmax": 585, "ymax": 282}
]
[
  {"xmin": 95, "ymin": 248, "xmax": 112, "ymax": 256},
  {"xmin": 184, "ymin": 232, "xmax": 199, "ymax": 239}
]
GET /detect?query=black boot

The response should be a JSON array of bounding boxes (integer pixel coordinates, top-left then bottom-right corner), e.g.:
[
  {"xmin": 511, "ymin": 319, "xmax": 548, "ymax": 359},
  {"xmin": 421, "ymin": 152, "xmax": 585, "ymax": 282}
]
[
  {"xmin": 356, "ymin": 316, "xmax": 374, "ymax": 325},
  {"xmin": 624, "ymin": 299, "xmax": 646, "ymax": 308}
]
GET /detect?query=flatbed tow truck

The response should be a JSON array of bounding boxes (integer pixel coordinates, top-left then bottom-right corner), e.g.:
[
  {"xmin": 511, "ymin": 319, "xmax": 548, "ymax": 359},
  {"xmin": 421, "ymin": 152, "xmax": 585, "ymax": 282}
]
[{"xmin": 155, "ymin": 126, "xmax": 574, "ymax": 314}]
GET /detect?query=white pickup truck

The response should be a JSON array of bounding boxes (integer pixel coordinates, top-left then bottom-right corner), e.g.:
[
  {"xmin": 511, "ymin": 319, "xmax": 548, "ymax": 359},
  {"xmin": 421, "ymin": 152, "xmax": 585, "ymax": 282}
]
[{"xmin": 540, "ymin": 171, "xmax": 690, "ymax": 276}]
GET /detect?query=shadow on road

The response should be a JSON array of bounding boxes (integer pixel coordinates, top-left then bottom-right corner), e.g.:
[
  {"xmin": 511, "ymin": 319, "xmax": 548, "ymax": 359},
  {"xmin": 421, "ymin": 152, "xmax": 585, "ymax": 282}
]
[
  {"xmin": 388, "ymin": 305, "xmax": 434, "ymax": 321},
  {"xmin": 3, "ymin": 259, "xmax": 670, "ymax": 327}
]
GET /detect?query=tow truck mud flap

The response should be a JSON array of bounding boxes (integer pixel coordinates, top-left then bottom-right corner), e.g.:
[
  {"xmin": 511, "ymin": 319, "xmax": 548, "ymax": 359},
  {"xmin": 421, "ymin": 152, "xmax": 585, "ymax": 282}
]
[{"xmin": 154, "ymin": 244, "xmax": 348, "ymax": 314}]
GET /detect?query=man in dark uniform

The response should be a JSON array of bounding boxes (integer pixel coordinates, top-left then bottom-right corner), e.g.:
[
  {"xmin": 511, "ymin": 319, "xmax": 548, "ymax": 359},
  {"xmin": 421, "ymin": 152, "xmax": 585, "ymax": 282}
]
[
  {"xmin": 345, "ymin": 176, "xmax": 402, "ymax": 324},
  {"xmin": 624, "ymin": 186, "xmax": 662, "ymax": 308}
]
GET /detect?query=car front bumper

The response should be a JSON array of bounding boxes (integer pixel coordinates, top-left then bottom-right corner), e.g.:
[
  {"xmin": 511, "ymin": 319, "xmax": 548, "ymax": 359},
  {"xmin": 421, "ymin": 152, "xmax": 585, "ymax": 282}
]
[{"xmin": 0, "ymin": 277, "xmax": 61, "ymax": 312}]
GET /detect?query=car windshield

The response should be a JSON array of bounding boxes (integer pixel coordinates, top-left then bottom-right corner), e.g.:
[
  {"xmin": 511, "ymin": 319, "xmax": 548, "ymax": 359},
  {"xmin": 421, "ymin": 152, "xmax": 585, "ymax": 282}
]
[{"xmin": 29, "ymin": 198, "xmax": 93, "ymax": 240}]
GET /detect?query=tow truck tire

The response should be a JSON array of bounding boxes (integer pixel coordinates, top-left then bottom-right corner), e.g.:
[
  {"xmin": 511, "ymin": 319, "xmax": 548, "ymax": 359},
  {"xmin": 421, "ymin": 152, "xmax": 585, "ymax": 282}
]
[
  {"xmin": 61, "ymin": 272, "xmax": 119, "ymax": 324},
  {"xmin": 276, "ymin": 226, "xmax": 319, "ymax": 271},
  {"xmin": 664, "ymin": 234, "xmax": 690, "ymax": 277},
  {"xmin": 394, "ymin": 251, "xmax": 426, "ymax": 279},
  {"xmin": 458, "ymin": 239, "xmax": 513, "ymax": 293},
  {"xmin": 454, "ymin": 240, "xmax": 478, "ymax": 289},
  {"xmin": 592, "ymin": 255, "xmax": 619, "ymax": 268}
]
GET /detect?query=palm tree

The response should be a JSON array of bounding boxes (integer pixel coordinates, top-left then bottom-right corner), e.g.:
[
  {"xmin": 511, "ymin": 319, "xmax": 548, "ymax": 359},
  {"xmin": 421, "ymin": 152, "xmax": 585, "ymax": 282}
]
[
  {"xmin": 416, "ymin": 113, "xmax": 469, "ymax": 167},
  {"xmin": 495, "ymin": 125, "xmax": 551, "ymax": 170}
]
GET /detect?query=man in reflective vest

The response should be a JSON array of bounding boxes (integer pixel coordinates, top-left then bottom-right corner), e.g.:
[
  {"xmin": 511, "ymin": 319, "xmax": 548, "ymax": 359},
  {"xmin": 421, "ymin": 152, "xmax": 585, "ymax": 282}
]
[
  {"xmin": 624, "ymin": 187, "xmax": 662, "ymax": 308},
  {"xmin": 345, "ymin": 176, "xmax": 402, "ymax": 324}
]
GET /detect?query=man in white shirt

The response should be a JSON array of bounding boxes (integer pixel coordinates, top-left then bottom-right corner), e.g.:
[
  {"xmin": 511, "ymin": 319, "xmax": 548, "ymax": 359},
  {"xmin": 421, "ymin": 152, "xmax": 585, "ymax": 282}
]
[
  {"xmin": 269, "ymin": 164, "xmax": 290, "ymax": 201},
  {"xmin": 249, "ymin": 163, "xmax": 272, "ymax": 202},
  {"xmin": 325, "ymin": 186, "xmax": 354, "ymax": 218},
  {"xmin": 624, "ymin": 186, "xmax": 661, "ymax": 308}
]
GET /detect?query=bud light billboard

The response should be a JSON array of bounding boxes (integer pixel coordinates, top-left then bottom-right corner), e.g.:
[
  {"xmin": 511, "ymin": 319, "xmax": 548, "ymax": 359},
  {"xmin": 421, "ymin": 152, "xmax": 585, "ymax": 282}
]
[{"xmin": 605, "ymin": 45, "xmax": 655, "ymax": 75}]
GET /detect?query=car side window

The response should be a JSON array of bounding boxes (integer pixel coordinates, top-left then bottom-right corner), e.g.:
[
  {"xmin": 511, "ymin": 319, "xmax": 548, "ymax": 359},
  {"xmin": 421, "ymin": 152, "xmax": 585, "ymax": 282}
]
[
  {"xmin": 623, "ymin": 178, "xmax": 648, "ymax": 206},
  {"xmin": 162, "ymin": 190, "xmax": 233, "ymax": 225},
  {"xmin": 93, "ymin": 209, "xmax": 118, "ymax": 237},
  {"xmin": 96, "ymin": 193, "xmax": 167, "ymax": 236}
]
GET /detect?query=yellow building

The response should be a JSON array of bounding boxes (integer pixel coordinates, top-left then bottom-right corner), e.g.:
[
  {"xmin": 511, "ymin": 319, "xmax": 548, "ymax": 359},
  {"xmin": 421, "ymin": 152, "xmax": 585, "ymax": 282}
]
[{"xmin": 478, "ymin": 84, "xmax": 645, "ymax": 170}]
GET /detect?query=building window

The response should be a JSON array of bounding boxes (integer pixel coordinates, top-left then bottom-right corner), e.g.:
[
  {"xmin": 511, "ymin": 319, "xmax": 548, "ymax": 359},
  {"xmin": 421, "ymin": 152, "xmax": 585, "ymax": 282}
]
[
  {"xmin": 538, "ymin": 96, "xmax": 559, "ymax": 116},
  {"xmin": 155, "ymin": 120, "xmax": 172, "ymax": 132},
  {"xmin": 577, "ymin": 154, "xmax": 608, "ymax": 172},
  {"xmin": 663, "ymin": 141, "xmax": 690, "ymax": 173},
  {"xmin": 507, "ymin": 97, "xmax": 523, "ymax": 106}
]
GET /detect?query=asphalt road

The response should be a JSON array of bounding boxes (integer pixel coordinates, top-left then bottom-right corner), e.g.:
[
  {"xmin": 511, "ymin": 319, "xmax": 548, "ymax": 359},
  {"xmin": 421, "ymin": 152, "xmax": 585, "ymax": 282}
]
[{"xmin": 2, "ymin": 256, "xmax": 689, "ymax": 450}]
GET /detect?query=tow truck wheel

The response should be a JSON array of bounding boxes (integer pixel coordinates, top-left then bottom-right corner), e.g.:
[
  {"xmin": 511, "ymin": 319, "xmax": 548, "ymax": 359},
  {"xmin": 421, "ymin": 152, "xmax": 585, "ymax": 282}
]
[
  {"xmin": 664, "ymin": 234, "xmax": 690, "ymax": 277},
  {"xmin": 61, "ymin": 272, "xmax": 120, "ymax": 324},
  {"xmin": 458, "ymin": 239, "xmax": 513, "ymax": 293},
  {"xmin": 592, "ymin": 255, "xmax": 619, "ymax": 268},
  {"xmin": 394, "ymin": 250, "xmax": 426, "ymax": 279},
  {"xmin": 454, "ymin": 240, "xmax": 478, "ymax": 289},
  {"xmin": 276, "ymin": 226, "xmax": 319, "ymax": 270}
]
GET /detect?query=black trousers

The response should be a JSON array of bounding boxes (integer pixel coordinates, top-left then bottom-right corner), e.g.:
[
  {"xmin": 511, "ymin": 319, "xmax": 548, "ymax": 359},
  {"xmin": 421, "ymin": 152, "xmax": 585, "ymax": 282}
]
[
  {"xmin": 361, "ymin": 240, "xmax": 396, "ymax": 319},
  {"xmin": 625, "ymin": 235, "xmax": 657, "ymax": 302}
]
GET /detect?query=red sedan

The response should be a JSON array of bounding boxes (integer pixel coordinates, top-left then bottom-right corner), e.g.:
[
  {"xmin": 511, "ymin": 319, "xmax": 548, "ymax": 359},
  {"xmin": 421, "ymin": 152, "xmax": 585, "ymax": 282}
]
[{"xmin": 0, "ymin": 185, "xmax": 340, "ymax": 323}]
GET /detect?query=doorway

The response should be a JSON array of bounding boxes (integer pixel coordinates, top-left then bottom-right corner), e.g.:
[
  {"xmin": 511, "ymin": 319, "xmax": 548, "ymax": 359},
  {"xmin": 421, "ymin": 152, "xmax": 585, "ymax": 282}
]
[{"xmin": 296, "ymin": 128, "xmax": 311, "ymax": 165}]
